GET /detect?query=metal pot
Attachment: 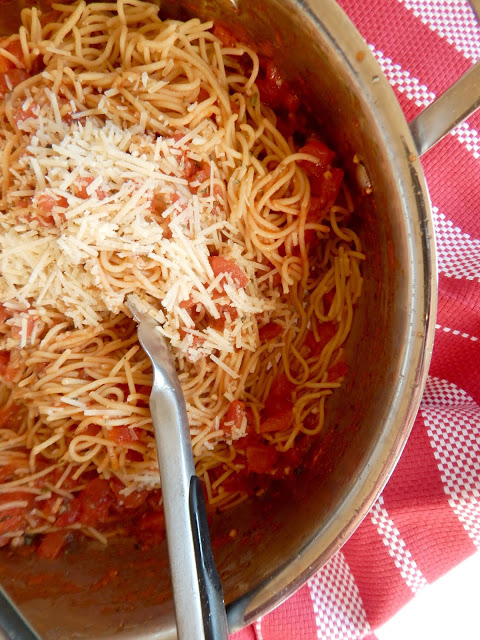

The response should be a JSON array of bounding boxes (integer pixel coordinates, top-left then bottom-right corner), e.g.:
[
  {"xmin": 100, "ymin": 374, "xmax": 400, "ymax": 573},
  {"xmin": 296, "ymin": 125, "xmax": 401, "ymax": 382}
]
[{"xmin": 1, "ymin": 0, "xmax": 479, "ymax": 638}]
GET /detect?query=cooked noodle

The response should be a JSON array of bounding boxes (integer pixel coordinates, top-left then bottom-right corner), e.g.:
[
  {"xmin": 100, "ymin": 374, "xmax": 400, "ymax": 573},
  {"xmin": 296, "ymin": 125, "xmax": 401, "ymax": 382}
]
[{"xmin": 0, "ymin": 0, "xmax": 364, "ymax": 554}]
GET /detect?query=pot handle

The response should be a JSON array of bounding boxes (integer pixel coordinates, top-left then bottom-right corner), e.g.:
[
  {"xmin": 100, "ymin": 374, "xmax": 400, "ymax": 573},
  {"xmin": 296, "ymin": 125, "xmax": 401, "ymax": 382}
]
[{"xmin": 409, "ymin": 60, "xmax": 480, "ymax": 156}]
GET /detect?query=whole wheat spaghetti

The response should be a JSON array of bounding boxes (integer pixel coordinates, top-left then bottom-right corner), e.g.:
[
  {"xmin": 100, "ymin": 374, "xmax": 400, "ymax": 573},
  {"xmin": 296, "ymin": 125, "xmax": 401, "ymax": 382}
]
[{"xmin": 0, "ymin": 0, "xmax": 364, "ymax": 556}]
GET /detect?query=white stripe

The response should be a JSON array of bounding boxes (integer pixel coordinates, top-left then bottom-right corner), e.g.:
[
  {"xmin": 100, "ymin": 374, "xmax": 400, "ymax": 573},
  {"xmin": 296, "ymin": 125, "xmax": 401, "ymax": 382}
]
[
  {"xmin": 370, "ymin": 45, "xmax": 480, "ymax": 161},
  {"xmin": 435, "ymin": 324, "xmax": 479, "ymax": 341},
  {"xmin": 254, "ymin": 617, "xmax": 264, "ymax": 640},
  {"xmin": 308, "ymin": 551, "xmax": 372, "ymax": 639},
  {"xmin": 371, "ymin": 496, "xmax": 428, "ymax": 594},
  {"xmin": 432, "ymin": 206, "xmax": 480, "ymax": 281},
  {"xmin": 421, "ymin": 377, "xmax": 480, "ymax": 549},
  {"xmin": 398, "ymin": 0, "xmax": 480, "ymax": 62}
]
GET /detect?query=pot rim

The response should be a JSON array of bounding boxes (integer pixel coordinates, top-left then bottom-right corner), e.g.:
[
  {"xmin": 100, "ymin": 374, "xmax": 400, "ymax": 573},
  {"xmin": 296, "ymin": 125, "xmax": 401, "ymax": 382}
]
[{"xmin": 226, "ymin": 0, "xmax": 438, "ymax": 630}]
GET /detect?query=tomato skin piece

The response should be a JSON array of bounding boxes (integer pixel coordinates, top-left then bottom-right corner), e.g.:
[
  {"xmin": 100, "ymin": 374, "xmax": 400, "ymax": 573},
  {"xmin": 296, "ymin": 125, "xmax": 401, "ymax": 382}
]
[
  {"xmin": 298, "ymin": 140, "xmax": 335, "ymax": 178},
  {"xmin": 220, "ymin": 400, "xmax": 247, "ymax": 434},
  {"xmin": 246, "ymin": 445, "xmax": 279, "ymax": 474},
  {"xmin": 258, "ymin": 322, "xmax": 283, "ymax": 342},
  {"xmin": 209, "ymin": 256, "xmax": 248, "ymax": 289},
  {"xmin": 259, "ymin": 408, "xmax": 292, "ymax": 434},
  {"xmin": 36, "ymin": 531, "xmax": 67, "ymax": 560}
]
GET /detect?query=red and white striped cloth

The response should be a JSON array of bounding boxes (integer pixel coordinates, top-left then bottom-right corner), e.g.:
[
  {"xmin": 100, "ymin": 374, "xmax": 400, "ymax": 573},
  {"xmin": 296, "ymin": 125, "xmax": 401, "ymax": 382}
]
[{"xmin": 232, "ymin": 1, "xmax": 480, "ymax": 637}]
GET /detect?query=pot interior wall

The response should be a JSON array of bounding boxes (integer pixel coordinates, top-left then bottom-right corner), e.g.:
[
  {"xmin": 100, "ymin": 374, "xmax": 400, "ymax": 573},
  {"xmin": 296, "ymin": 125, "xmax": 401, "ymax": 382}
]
[{"xmin": 0, "ymin": 1, "xmax": 419, "ymax": 638}]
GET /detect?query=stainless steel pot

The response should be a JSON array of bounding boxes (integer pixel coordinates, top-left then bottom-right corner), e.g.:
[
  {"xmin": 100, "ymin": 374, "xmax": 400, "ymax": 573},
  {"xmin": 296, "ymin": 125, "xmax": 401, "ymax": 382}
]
[{"xmin": 1, "ymin": 1, "xmax": 479, "ymax": 638}]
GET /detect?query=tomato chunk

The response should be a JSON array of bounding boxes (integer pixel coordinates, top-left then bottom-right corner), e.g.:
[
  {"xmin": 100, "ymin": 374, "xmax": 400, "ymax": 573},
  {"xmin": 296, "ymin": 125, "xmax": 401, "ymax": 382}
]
[
  {"xmin": 55, "ymin": 498, "xmax": 82, "ymax": 527},
  {"xmin": 220, "ymin": 400, "xmax": 247, "ymax": 434},
  {"xmin": 309, "ymin": 167, "xmax": 343, "ymax": 205},
  {"xmin": 259, "ymin": 408, "xmax": 292, "ymax": 434},
  {"xmin": 298, "ymin": 140, "xmax": 335, "ymax": 178},
  {"xmin": 209, "ymin": 256, "xmax": 248, "ymax": 289},
  {"xmin": 110, "ymin": 477, "xmax": 148, "ymax": 510},
  {"xmin": 78, "ymin": 478, "xmax": 114, "ymax": 526},
  {"xmin": 259, "ymin": 322, "xmax": 283, "ymax": 342},
  {"xmin": 246, "ymin": 445, "xmax": 279, "ymax": 474},
  {"xmin": 264, "ymin": 373, "xmax": 295, "ymax": 417},
  {"xmin": 36, "ymin": 531, "xmax": 67, "ymax": 560},
  {"xmin": 108, "ymin": 426, "xmax": 140, "ymax": 445}
]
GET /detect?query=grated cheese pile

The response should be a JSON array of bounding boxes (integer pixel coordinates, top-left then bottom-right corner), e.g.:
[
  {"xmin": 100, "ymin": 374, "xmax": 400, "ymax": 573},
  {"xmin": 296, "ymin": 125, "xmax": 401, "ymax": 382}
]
[{"xmin": 1, "ymin": 88, "xmax": 290, "ymax": 381}]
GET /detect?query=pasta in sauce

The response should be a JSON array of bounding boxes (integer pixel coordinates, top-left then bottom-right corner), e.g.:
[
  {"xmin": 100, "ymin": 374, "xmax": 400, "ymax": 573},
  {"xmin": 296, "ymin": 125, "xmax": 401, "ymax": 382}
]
[{"xmin": 0, "ymin": 0, "xmax": 364, "ymax": 559}]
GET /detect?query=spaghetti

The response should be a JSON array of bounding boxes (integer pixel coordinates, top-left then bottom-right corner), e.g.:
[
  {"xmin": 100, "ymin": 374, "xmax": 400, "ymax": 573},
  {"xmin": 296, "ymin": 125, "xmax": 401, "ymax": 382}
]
[{"xmin": 0, "ymin": 0, "xmax": 364, "ymax": 557}]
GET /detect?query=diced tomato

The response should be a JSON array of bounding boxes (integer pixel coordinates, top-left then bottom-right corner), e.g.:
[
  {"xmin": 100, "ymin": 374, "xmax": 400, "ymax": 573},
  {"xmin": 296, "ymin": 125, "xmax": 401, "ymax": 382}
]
[
  {"xmin": 78, "ymin": 478, "xmax": 114, "ymax": 526},
  {"xmin": 79, "ymin": 424, "xmax": 101, "ymax": 437},
  {"xmin": 14, "ymin": 103, "xmax": 38, "ymax": 124},
  {"xmin": 259, "ymin": 322, "xmax": 283, "ymax": 342},
  {"xmin": 328, "ymin": 360, "xmax": 349, "ymax": 380},
  {"xmin": 309, "ymin": 167, "xmax": 344, "ymax": 205},
  {"xmin": 305, "ymin": 322, "xmax": 337, "ymax": 357},
  {"xmin": 74, "ymin": 176, "xmax": 106, "ymax": 200},
  {"xmin": 264, "ymin": 373, "xmax": 295, "ymax": 416},
  {"xmin": 0, "ymin": 68, "xmax": 29, "ymax": 100},
  {"xmin": 55, "ymin": 498, "xmax": 82, "ymax": 527},
  {"xmin": 179, "ymin": 296, "xmax": 196, "ymax": 310},
  {"xmin": 259, "ymin": 407, "xmax": 292, "ymax": 434},
  {"xmin": 246, "ymin": 445, "xmax": 279, "ymax": 474},
  {"xmin": 110, "ymin": 477, "xmax": 148, "ymax": 510},
  {"xmin": 126, "ymin": 449, "xmax": 144, "ymax": 462},
  {"xmin": 209, "ymin": 256, "xmax": 248, "ymax": 289},
  {"xmin": 298, "ymin": 140, "xmax": 335, "ymax": 178},
  {"xmin": 108, "ymin": 426, "xmax": 141, "ymax": 445},
  {"xmin": 220, "ymin": 400, "xmax": 247, "ymax": 434},
  {"xmin": 37, "ymin": 193, "xmax": 68, "ymax": 213},
  {"xmin": 256, "ymin": 59, "xmax": 298, "ymax": 112},
  {"xmin": 213, "ymin": 22, "xmax": 238, "ymax": 47},
  {"xmin": 36, "ymin": 530, "xmax": 67, "ymax": 560}
]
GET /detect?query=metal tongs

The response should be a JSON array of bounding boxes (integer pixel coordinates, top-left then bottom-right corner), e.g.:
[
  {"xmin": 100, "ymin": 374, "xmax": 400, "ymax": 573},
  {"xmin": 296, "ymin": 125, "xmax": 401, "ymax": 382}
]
[{"xmin": 126, "ymin": 297, "xmax": 229, "ymax": 640}]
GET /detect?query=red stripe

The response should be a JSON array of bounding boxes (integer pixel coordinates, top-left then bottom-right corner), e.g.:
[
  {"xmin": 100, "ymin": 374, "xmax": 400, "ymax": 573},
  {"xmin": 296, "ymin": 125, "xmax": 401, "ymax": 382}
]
[
  {"xmin": 381, "ymin": 414, "xmax": 477, "ymax": 582},
  {"xmin": 430, "ymin": 324, "xmax": 480, "ymax": 406},
  {"xmin": 339, "ymin": 0, "xmax": 473, "ymax": 95},
  {"xmin": 342, "ymin": 517, "xmax": 413, "ymax": 629},
  {"xmin": 260, "ymin": 584, "xmax": 318, "ymax": 639},
  {"xmin": 422, "ymin": 135, "xmax": 480, "ymax": 238}
]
